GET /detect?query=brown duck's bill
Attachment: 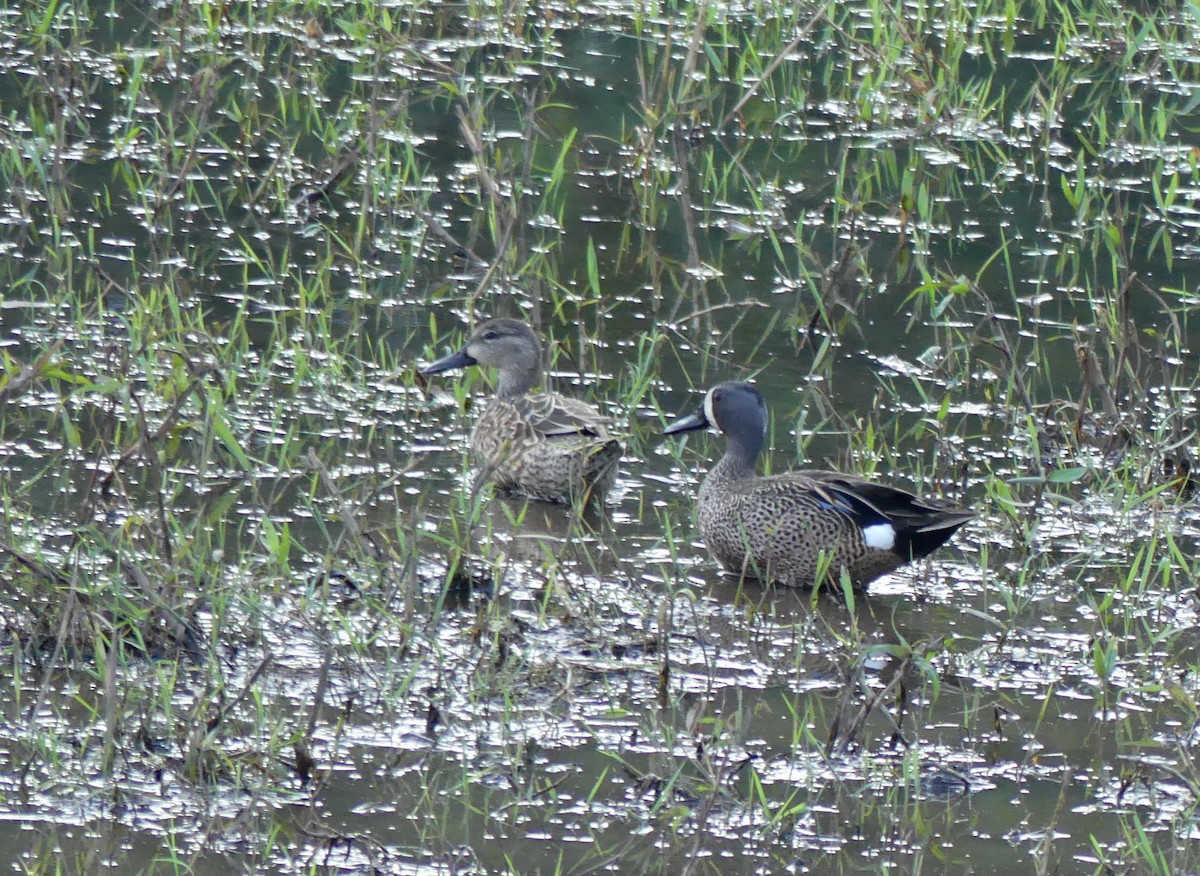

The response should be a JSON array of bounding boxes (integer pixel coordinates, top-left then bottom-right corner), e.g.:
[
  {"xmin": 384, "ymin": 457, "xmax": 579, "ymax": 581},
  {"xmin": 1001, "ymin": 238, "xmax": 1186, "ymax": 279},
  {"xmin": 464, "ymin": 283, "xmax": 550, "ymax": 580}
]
[
  {"xmin": 663, "ymin": 409, "xmax": 709, "ymax": 435},
  {"xmin": 420, "ymin": 348, "xmax": 477, "ymax": 375}
]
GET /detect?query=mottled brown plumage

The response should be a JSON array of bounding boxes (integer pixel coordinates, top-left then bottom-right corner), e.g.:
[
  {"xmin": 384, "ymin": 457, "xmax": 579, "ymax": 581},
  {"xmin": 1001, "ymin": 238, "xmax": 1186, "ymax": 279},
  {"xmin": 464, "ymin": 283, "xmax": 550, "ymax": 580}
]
[
  {"xmin": 421, "ymin": 318, "xmax": 621, "ymax": 504},
  {"xmin": 664, "ymin": 382, "xmax": 972, "ymax": 589}
]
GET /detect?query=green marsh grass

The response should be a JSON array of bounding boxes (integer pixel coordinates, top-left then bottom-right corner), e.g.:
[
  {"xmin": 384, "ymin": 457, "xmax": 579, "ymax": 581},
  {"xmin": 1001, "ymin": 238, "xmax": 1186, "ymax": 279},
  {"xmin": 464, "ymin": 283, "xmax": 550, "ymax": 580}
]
[{"xmin": 3, "ymin": 0, "xmax": 1200, "ymax": 872}]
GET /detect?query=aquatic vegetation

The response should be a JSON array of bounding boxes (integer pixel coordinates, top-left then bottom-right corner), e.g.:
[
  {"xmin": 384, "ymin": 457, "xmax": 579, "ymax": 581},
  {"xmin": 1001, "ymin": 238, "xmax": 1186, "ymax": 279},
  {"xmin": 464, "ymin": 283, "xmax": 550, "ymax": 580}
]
[{"xmin": 0, "ymin": 0, "xmax": 1197, "ymax": 873}]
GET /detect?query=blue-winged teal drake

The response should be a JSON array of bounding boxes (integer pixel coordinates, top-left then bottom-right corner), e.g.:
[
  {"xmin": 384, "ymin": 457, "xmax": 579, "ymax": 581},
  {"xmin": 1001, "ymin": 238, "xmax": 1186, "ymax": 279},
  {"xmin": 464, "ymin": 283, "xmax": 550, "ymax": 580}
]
[
  {"xmin": 664, "ymin": 382, "xmax": 972, "ymax": 589},
  {"xmin": 421, "ymin": 318, "xmax": 622, "ymax": 504}
]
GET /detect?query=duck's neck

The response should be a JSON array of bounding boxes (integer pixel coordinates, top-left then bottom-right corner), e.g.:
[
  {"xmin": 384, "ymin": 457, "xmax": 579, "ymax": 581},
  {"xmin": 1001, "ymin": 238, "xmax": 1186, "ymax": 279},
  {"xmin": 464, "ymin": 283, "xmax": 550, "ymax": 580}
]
[
  {"xmin": 496, "ymin": 358, "xmax": 540, "ymax": 399},
  {"xmin": 704, "ymin": 433, "xmax": 761, "ymax": 490}
]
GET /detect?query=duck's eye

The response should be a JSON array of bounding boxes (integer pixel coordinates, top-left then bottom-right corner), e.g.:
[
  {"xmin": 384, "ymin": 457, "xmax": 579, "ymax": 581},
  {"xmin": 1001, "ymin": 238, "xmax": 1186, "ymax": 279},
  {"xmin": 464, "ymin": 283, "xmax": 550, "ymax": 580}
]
[{"xmin": 482, "ymin": 330, "xmax": 499, "ymax": 341}]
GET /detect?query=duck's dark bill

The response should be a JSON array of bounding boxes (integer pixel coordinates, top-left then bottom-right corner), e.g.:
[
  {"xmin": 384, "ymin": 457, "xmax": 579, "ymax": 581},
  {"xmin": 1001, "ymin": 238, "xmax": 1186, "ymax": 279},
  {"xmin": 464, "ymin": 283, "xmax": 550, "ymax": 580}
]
[
  {"xmin": 663, "ymin": 409, "xmax": 709, "ymax": 435},
  {"xmin": 420, "ymin": 349, "xmax": 477, "ymax": 375}
]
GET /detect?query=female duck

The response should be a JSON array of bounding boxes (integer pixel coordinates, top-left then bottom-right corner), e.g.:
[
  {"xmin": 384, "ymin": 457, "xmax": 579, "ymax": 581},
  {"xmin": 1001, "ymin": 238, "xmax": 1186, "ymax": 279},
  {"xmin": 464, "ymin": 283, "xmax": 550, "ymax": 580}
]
[
  {"xmin": 664, "ymin": 382, "xmax": 972, "ymax": 589},
  {"xmin": 421, "ymin": 318, "xmax": 622, "ymax": 504}
]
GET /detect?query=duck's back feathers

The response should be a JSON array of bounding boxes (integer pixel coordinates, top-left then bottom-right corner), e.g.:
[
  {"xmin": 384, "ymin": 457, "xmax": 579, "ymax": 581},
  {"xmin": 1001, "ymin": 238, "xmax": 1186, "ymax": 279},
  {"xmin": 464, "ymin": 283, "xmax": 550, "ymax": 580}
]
[
  {"xmin": 810, "ymin": 472, "xmax": 972, "ymax": 558},
  {"xmin": 512, "ymin": 393, "xmax": 614, "ymax": 438},
  {"xmin": 800, "ymin": 472, "xmax": 974, "ymax": 555},
  {"xmin": 471, "ymin": 393, "xmax": 621, "ymax": 503}
]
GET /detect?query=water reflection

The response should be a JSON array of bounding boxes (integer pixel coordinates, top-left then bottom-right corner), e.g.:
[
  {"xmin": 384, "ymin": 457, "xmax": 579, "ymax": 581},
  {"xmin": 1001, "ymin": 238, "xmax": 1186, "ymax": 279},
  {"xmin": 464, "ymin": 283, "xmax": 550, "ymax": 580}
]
[{"xmin": 0, "ymin": 0, "xmax": 1198, "ymax": 873}]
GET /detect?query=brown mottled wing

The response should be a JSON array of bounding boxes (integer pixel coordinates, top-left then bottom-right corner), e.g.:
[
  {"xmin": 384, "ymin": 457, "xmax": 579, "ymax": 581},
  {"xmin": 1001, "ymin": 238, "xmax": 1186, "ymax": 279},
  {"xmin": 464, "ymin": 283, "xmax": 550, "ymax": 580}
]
[{"xmin": 512, "ymin": 393, "xmax": 613, "ymax": 438}]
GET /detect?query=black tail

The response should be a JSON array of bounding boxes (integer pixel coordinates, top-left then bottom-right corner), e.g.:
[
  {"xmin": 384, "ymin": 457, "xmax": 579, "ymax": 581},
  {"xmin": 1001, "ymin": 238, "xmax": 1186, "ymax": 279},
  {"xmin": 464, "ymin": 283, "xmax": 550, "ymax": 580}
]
[{"xmin": 899, "ymin": 513, "xmax": 974, "ymax": 560}]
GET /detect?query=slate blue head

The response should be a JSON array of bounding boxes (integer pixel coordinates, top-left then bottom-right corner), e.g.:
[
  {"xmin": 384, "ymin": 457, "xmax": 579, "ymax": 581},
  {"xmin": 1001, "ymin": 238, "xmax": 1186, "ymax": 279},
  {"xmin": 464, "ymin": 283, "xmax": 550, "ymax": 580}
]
[
  {"xmin": 421, "ymin": 318, "xmax": 542, "ymax": 398},
  {"xmin": 664, "ymin": 382, "xmax": 768, "ymax": 472}
]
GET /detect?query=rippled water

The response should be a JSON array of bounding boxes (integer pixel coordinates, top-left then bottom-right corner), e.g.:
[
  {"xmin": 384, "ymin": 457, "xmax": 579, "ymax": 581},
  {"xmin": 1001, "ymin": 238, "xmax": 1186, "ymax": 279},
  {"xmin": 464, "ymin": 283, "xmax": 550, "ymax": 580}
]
[{"xmin": 1, "ymin": 1, "xmax": 1199, "ymax": 874}]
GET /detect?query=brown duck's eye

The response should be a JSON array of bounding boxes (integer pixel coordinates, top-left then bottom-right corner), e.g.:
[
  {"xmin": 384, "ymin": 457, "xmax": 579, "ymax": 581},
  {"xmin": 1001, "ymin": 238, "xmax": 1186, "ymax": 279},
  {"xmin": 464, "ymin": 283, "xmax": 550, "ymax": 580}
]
[{"xmin": 482, "ymin": 330, "xmax": 499, "ymax": 341}]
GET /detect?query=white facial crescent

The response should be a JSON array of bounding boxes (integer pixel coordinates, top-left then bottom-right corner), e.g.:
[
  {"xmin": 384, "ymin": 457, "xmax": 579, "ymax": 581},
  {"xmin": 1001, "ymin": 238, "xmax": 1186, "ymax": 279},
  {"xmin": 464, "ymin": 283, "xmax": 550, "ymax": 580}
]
[{"xmin": 704, "ymin": 388, "xmax": 718, "ymax": 431}]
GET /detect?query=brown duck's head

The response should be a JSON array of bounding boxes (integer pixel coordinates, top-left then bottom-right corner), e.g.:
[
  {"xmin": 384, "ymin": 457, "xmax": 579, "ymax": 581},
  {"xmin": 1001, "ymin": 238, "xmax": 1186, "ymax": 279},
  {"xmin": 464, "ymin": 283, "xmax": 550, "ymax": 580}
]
[{"xmin": 421, "ymin": 318, "xmax": 543, "ymax": 397}]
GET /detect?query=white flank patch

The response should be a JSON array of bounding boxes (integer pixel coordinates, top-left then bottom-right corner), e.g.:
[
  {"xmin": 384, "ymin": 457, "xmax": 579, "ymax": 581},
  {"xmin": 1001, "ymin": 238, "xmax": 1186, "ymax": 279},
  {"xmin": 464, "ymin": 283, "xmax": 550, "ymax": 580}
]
[
  {"xmin": 862, "ymin": 523, "xmax": 896, "ymax": 551},
  {"xmin": 704, "ymin": 388, "xmax": 718, "ymax": 430}
]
